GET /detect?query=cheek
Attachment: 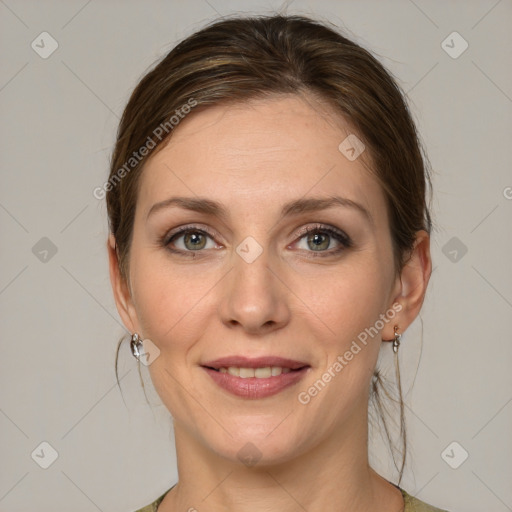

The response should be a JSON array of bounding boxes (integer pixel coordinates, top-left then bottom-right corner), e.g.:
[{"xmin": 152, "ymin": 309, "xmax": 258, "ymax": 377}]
[
  {"xmin": 301, "ymin": 260, "xmax": 391, "ymax": 344},
  {"xmin": 129, "ymin": 248, "xmax": 212, "ymax": 346},
  {"xmin": 129, "ymin": 251, "xmax": 222, "ymax": 419}
]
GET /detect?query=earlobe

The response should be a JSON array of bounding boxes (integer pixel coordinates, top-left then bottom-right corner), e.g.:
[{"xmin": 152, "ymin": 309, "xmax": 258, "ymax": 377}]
[
  {"xmin": 107, "ymin": 234, "xmax": 137, "ymax": 333},
  {"xmin": 384, "ymin": 230, "xmax": 432, "ymax": 339}
]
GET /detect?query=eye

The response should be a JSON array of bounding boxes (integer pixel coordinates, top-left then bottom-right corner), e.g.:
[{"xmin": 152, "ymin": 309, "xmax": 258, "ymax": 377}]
[
  {"xmin": 162, "ymin": 223, "xmax": 352, "ymax": 257},
  {"xmin": 164, "ymin": 226, "xmax": 218, "ymax": 253},
  {"xmin": 294, "ymin": 224, "xmax": 352, "ymax": 255}
]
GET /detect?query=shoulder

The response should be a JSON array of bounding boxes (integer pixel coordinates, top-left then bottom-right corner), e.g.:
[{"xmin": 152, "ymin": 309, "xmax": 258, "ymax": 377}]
[
  {"xmin": 131, "ymin": 488, "xmax": 170, "ymax": 512},
  {"xmin": 401, "ymin": 488, "xmax": 450, "ymax": 512}
]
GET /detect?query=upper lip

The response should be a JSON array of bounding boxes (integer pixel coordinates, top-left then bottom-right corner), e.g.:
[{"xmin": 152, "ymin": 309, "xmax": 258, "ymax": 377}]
[{"xmin": 202, "ymin": 356, "xmax": 309, "ymax": 370}]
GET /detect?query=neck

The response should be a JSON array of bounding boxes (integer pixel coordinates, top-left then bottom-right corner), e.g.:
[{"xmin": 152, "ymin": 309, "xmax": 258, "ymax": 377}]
[{"xmin": 160, "ymin": 403, "xmax": 402, "ymax": 512}]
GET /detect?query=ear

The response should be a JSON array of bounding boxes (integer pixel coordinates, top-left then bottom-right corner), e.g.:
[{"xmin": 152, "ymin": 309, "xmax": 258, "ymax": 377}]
[
  {"xmin": 107, "ymin": 233, "xmax": 138, "ymax": 334},
  {"xmin": 383, "ymin": 230, "xmax": 432, "ymax": 340}
]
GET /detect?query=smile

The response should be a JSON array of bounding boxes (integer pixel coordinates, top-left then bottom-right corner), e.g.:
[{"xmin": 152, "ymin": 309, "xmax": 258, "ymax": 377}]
[{"xmin": 201, "ymin": 365, "xmax": 310, "ymax": 399}]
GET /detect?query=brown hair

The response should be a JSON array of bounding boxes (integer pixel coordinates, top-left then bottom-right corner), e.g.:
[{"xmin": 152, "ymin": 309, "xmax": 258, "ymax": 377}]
[{"xmin": 108, "ymin": 14, "xmax": 433, "ymax": 486}]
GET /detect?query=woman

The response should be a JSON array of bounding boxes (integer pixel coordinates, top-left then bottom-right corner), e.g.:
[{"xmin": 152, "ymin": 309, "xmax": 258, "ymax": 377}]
[{"xmin": 106, "ymin": 14, "xmax": 448, "ymax": 512}]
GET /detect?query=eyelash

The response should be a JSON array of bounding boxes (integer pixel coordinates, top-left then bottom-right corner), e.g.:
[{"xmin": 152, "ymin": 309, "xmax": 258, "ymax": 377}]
[{"xmin": 162, "ymin": 223, "xmax": 352, "ymax": 258}]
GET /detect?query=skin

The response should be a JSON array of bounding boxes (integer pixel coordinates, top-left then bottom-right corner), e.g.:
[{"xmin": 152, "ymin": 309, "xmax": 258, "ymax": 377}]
[{"xmin": 109, "ymin": 93, "xmax": 431, "ymax": 512}]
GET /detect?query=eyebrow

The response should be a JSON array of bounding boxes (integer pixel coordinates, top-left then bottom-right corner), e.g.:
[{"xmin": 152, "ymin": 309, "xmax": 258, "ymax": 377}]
[{"xmin": 147, "ymin": 195, "xmax": 373, "ymax": 226}]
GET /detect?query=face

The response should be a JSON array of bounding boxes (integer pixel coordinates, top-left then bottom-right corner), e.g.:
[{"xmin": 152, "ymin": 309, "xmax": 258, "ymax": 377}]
[{"xmin": 114, "ymin": 94, "xmax": 405, "ymax": 465}]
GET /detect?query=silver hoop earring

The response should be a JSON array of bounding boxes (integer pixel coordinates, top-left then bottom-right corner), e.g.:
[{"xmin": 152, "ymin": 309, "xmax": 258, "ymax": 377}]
[
  {"xmin": 130, "ymin": 333, "xmax": 144, "ymax": 360},
  {"xmin": 392, "ymin": 327, "xmax": 401, "ymax": 354}
]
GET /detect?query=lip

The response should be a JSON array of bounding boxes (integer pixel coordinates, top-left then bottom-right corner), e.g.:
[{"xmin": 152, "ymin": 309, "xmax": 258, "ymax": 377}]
[
  {"xmin": 202, "ymin": 366, "xmax": 310, "ymax": 399},
  {"xmin": 202, "ymin": 356, "xmax": 308, "ymax": 370},
  {"xmin": 201, "ymin": 356, "xmax": 311, "ymax": 399}
]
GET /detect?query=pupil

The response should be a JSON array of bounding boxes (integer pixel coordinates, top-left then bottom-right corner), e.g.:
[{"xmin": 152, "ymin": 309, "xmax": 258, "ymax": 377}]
[
  {"xmin": 186, "ymin": 232, "xmax": 205, "ymax": 249},
  {"xmin": 309, "ymin": 233, "xmax": 328, "ymax": 251}
]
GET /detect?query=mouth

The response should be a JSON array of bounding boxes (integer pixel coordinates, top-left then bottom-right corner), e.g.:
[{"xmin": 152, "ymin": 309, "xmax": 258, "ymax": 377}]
[
  {"xmin": 202, "ymin": 355, "xmax": 309, "ymax": 371},
  {"xmin": 205, "ymin": 366, "xmax": 302, "ymax": 377},
  {"xmin": 201, "ymin": 356, "xmax": 311, "ymax": 399}
]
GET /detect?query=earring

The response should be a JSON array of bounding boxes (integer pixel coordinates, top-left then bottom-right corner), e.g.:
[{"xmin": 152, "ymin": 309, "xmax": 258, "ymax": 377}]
[
  {"xmin": 130, "ymin": 333, "xmax": 144, "ymax": 360},
  {"xmin": 392, "ymin": 326, "xmax": 401, "ymax": 354}
]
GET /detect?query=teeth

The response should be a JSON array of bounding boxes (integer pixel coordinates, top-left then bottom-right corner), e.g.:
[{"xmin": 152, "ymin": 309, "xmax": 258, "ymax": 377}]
[
  {"xmin": 255, "ymin": 367, "xmax": 271, "ymax": 378},
  {"xmin": 219, "ymin": 366, "xmax": 293, "ymax": 378}
]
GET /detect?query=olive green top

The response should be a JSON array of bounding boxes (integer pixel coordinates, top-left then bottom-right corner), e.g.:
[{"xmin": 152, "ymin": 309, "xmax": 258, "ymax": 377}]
[{"xmin": 132, "ymin": 484, "xmax": 449, "ymax": 511}]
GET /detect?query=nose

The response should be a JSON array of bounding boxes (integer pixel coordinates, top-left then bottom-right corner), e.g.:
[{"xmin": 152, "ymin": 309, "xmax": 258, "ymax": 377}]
[{"xmin": 218, "ymin": 248, "xmax": 291, "ymax": 335}]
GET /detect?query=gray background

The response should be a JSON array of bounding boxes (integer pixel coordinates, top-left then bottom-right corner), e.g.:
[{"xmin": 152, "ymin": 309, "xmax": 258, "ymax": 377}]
[{"xmin": 1, "ymin": 0, "xmax": 511, "ymax": 511}]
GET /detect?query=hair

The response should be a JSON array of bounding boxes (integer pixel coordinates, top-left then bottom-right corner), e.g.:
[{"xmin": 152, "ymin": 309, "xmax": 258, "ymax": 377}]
[{"xmin": 108, "ymin": 14, "xmax": 433, "ymax": 487}]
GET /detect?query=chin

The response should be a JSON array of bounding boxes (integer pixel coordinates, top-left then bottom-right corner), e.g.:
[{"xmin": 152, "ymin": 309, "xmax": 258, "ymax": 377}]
[{"xmin": 203, "ymin": 423, "xmax": 307, "ymax": 468}]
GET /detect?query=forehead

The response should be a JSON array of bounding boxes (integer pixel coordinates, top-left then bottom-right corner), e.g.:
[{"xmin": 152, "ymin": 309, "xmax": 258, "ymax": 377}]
[{"xmin": 137, "ymin": 94, "xmax": 387, "ymax": 224}]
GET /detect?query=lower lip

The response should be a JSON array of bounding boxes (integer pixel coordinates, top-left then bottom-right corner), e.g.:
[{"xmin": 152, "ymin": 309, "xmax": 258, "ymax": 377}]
[{"xmin": 202, "ymin": 367, "xmax": 309, "ymax": 399}]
